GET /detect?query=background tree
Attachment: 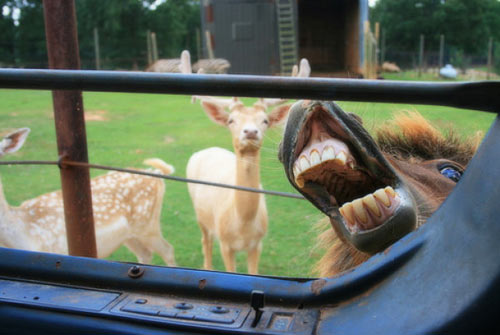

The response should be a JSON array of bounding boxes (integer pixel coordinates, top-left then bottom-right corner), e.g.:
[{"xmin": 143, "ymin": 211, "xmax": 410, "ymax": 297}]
[
  {"xmin": 371, "ymin": 0, "xmax": 443, "ymax": 52},
  {"xmin": 0, "ymin": 0, "xmax": 16, "ymax": 66},
  {"xmin": 0, "ymin": 0, "xmax": 200, "ymax": 70},
  {"xmin": 12, "ymin": 0, "xmax": 47, "ymax": 68},
  {"xmin": 371, "ymin": 0, "xmax": 500, "ymax": 70},
  {"xmin": 76, "ymin": 0, "xmax": 150, "ymax": 69},
  {"xmin": 146, "ymin": 0, "xmax": 200, "ymax": 60}
]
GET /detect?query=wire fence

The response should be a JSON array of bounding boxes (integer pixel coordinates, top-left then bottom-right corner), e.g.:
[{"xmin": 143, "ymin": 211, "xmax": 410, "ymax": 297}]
[{"xmin": 0, "ymin": 159, "xmax": 305, "ymax": 200}]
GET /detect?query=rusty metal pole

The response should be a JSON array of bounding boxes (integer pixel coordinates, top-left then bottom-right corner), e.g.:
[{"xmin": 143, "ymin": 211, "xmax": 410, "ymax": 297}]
[{"xmin": 43, "ymin": 0, "xmax": 97, "ymax": 257}]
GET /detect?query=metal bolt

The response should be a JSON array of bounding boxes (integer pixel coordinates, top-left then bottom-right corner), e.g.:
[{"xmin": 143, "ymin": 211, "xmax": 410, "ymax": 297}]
[
  {"xmin": 128, "ymin": 265, "xmax": 144, "ymax": 278},
  {"xmin": 175, "ymin": 302, "xmax": 193, "ymax": 310}
]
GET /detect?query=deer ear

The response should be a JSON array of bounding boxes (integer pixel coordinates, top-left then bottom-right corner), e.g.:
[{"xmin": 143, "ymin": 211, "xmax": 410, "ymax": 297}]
[
  {"xmin": 268, "ymin": 104, "xmax": 292, "ymax": 127},
  {"xmin": 201, "ymin": 101, "xmax": 230, "ymax": 126},
  {"xmin": 0, "ymin": 128, "xmax": 30, "ymax": 156}
]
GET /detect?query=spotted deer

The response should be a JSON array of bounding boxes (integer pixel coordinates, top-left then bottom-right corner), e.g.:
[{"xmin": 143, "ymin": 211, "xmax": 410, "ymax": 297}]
[
  {"xmin": 183, "ymin": 52, "xmax": 310, "ymax": 274},
  {"xmin": 0, "ymin": 128, "xmax": 176, "ymax": 266}
]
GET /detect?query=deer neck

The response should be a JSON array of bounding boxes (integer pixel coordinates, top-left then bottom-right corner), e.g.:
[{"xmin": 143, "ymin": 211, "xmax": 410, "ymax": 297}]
[
  {"xmin": 0, "ymin": 177, "xmax": 10, "ymax": 225},
  {"xmin": 0, "ymin": 176, "xmax": 25, "ymax": 248},
  {"xmin": 234, "ymin": 150, "xmax": 261, "ymax": 221}
]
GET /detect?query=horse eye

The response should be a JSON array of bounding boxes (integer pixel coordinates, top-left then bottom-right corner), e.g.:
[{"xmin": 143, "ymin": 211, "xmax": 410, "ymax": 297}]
[
  {"xmin": 227, "ymin": 119, "xmax": 234, "ymax": 125},
  {"xmin": 439, "ymin": 166, "xmax": 462, "ymax": 182},
  {"xmin": 263, "ymin": 119, "xmax": 269, "ymax": 125}
]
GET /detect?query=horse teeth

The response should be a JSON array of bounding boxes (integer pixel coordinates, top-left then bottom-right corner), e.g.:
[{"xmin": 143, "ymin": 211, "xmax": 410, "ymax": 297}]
[
  {"xmin": 299, "ymin": 156, "xmax": 310, "ymax": 171},
  {"xmin": 340, "ymin": 202, "xmax": 355, "ymax": 225},
  {"xmin": 334, "ymin": 151, "xmax": 347, "ymax": 165},
  {"xmin": 293, "ymin": 163, "xmax": 301, "ymax": 178},
  {"xmin": 352, "ymin": 198, "xmax": 368, "ymax": 223},
  {"xmin": 374, "ymin": 188, "xmax": 391, "ymax": 207},
  {"xmin": 322, "ymin": 146, "xmax": 335, "ymax": 161},
  {"xmin": 385, "ymin": 186, "xmax": 396, "ymax": 197},
  {"xmin": 310, "ymin": 149, "xmax": 321, "ymax": 167},
  {"xmin": 295, "ymin": 176, "xmax": 305, "ymax": 188},
  {"xmin": 362, "ymin": 194, "xmax": 381, "ymax": 217},
  {"xmin": 339, "ymin": 188, "xmax": 400, "ymax": 231}
]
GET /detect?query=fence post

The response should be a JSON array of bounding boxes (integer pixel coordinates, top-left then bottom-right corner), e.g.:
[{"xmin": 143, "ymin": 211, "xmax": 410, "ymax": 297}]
[
  {"xmin": 151, "ymin": 32, "xmax": 159, "ymax": 62},
  {"xmin": 487, "ymin": 37, "xmax": 493, "ymax": 80},
  {"xmin": 93, "ymin": 27, "xmax": 101, "ymax": 70},
  {"xmin": 381, "ymin": 28, "xmax": 386, "ymax": 65},
  {"xmin": 42, "ymin": 0, "xmax": 97, "ymax": 258},
  {"xmin": 146, "ymin": 29, "xmax": 153, "ymax": 66},
  {"xmin": 375, "ymin": 22, "xmax": 380, "ymax": 77},
  {"xmin": 418, "ymin": 34, "xmax": 425, "ymax": 77},
  {"xmin": 439, "ymin": 34, "xmax": 444, "ymax": 71},
  {"xmin": 364, "ymin": 21, "xmax": 370, "ymax": 78},
  {"xmin": 205, "ymin": 30, "xmax": 214, "ymax": 59},
  {"xmin": 196, "ymin": 28, "xmax": 202, "ymax": 61}
]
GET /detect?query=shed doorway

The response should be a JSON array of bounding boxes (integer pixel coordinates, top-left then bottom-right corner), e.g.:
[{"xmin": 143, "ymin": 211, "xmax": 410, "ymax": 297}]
[{"xmin": 298, "ymin": 0, "xmax": 361, "ymax": 77}]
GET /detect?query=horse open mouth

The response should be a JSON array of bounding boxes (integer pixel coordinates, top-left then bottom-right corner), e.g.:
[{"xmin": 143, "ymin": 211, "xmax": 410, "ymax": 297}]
[
  {"xmin": 292, "ymin": 106, "xmax": 401, "ymax": 233},
  {"xmin": 280, "ymin": 101, "xmax": 417, "ymax": 254}
]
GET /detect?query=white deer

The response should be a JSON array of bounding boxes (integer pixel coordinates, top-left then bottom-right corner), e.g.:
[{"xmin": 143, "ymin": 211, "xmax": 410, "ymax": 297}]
[
  {"xmin": 183, "ymin": 52, "xmax": 310, "ymax": 274},
  {"xmin": 0, "ymin": 128, "xmax": 176, "ymax": 266}
]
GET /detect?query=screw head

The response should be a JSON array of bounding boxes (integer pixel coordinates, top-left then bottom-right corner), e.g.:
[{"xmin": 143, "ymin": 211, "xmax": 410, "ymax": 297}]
[
  {"xmin": 175, "ymin": 302, "xmax": 194, "ymax": 310},
  {"xmin": 128, "ymin": 265, "xmax": 144, "ymax": 278},
  {"xmin": 210, "ymin": 306, "xmax": 229, "ymax": 314}
]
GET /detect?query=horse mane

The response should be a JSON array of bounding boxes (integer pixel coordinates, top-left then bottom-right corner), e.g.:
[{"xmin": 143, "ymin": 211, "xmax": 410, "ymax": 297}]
[
  {"xmin": 376, "ymin": 111, "xmax": 481, "ymax": 166},
  {"xmin": 313, "ymin": 111, "xmax": 482, "ymax": 277}
]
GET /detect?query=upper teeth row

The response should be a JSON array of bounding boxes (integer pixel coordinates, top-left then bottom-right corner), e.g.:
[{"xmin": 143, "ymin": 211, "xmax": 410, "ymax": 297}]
[{"xmin": 293, "ymin": 146, "xmax": 353, "ymax": 181}]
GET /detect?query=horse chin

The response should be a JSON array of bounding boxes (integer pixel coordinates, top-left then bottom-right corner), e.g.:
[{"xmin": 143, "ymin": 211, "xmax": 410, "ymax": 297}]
[
  {"xmin": 329, "ymin": 183, "xmax": 417, "ymax": 254},
  {"xmin": 281, "ymin": 100, "xmax": 418, "ymax": 254}
]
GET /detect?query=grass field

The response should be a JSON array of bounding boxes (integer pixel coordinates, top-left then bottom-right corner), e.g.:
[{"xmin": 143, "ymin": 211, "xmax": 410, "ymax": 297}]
[{"xmin": 0, "ymin": 86, "xmax": 495, "ymax": 277}]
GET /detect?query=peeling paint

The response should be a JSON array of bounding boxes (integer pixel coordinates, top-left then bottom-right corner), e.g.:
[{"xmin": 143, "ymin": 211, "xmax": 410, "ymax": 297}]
[{"xmin": 311, "ymin": 279, "xmax": 327, "ymax": 296}]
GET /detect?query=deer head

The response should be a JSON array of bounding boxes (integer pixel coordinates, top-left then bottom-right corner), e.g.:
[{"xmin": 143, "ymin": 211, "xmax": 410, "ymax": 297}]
[{"xmin": 200, "ymin": 98, "xmax": 291, "ymax": 154}]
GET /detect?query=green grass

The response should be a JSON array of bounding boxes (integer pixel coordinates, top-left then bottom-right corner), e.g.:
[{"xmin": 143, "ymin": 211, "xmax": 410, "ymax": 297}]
[
  {"xmin": 382, "ymin": 67, "xmax": 498, "ymax": 81},
  {"xmin": 382, "ymin": 70, "xmax": 446, "ymax": 81},
  {"xmin": 0, "ymin": 88, "xmax": 495, "ymax": 277}
]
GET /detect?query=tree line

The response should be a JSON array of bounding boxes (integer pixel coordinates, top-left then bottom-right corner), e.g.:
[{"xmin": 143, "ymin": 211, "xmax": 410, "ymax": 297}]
[
  {"xmin": 371, "ymin": 0, "xmax": 500, "ymax": 72},
  {"xmin": 2, "ymin": 0, "xmax": 499, "ymax": 73},
  {"xmin": 0, "ymin": 0, "xmax": 200, "ymax": 70}
]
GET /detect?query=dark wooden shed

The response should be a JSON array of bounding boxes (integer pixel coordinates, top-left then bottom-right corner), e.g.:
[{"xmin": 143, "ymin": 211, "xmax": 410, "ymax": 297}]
[{"xmin": 200, "ymin": 0, "xmax": 369, "ymax": 76}]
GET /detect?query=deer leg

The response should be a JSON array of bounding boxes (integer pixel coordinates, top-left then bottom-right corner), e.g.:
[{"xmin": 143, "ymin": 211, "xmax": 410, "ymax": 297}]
[
  {"xmin": 143, "ymin": 235, "xmax": 177, "ymax": 267},
  {"xmin": 247, "ymin": 242, "xmax": 262, "ymax": 275},
  {"xmin": 125, "ymin": 238, "xmax": 153, "ymax": 264},
  {"xmin": 220, "ymin": 244, "xmax": 236, "ymax": 273},
  {"xmin": 200, "ymin": 226, "xmax": 214, "ymax": 270}
]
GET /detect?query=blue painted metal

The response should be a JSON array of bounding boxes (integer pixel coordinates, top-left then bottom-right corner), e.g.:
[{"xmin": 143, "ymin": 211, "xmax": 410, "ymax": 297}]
[{"xmin": 0, "ymin": 70, "xmax": 499, "ymax": 334}]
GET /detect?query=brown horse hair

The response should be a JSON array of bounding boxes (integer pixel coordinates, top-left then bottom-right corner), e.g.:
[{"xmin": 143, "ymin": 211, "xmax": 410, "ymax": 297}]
[
  {"xmin": 313, "ymin": 112, "xmax": 482, "ymax": 277},
  {"xmin": 376, "ymin": 111, "xmax": 481, "ymax": 166}
]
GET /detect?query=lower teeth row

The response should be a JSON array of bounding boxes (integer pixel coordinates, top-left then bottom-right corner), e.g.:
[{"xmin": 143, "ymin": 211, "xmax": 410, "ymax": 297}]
[{"xmin": 339, "ymin": 186, "xmax": 398, "ymax": 225}]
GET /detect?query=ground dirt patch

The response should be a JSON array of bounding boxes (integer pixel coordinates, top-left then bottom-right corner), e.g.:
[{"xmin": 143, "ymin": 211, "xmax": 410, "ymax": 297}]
[
  {"xmin": 85, "ymin": 110, "xmax": 109, "ymax": 121},
  {"xmin": 163, "ymin": 135, "xmax": 175, "ymax": 144},
  {"xmin": 462, "ymin": 69, "xmax": 499, "ymax": 81}
]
